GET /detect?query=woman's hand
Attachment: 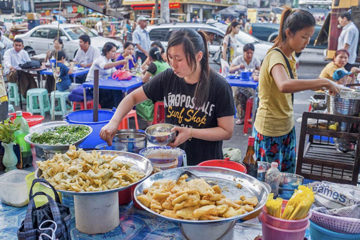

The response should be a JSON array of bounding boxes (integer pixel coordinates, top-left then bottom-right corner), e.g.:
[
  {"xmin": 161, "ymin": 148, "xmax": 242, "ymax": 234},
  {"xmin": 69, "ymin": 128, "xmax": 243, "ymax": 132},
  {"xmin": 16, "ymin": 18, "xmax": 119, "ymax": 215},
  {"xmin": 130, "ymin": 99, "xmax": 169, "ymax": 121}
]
[
  {"xmin": 324, "ymin": 78, "xmax": 341, "ymax": 96},
  {"xmin": 125, "ymin": 55, "xmax": 133, "ymax": 61},
  {"xmin": 168, "ymin": 126, "xmax": 192, "ymax": 148},
  {"xmin": 100, "ymin": 121, "xmax": 119, "ymax": 146}
]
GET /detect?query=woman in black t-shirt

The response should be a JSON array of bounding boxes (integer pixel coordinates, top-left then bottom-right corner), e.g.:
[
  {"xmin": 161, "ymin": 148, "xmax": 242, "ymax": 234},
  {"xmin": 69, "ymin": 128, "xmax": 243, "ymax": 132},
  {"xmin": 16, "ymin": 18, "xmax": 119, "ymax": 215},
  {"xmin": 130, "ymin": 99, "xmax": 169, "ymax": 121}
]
[{"xmin": 100, "ymin": 29, "xmax": 235, "ymax": 165}]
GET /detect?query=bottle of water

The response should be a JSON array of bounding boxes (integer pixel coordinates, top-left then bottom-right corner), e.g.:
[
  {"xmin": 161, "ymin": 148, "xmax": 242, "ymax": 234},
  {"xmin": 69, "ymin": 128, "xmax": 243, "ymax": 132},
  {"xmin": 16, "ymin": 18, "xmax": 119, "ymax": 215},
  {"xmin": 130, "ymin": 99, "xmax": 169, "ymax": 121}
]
[
  {"xmin": 136, "ymin": 57, "xmax": 142, "ymax": 76},
  {"xmin": 265, "ymin": 162, "xmax": 281, "ymax": 197},
  {"xmin": 13, "ymin": 111, "xmax": 32, "ymax": 168}
]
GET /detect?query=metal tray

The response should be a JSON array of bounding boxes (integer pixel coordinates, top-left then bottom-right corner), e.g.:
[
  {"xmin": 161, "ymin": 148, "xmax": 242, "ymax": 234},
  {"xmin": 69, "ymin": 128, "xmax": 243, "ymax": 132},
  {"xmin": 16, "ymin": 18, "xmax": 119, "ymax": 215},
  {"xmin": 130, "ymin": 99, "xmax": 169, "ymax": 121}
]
[
  {"xmin": 24, "ymin": 122, "xmax": 93, "ymax": 152},
  {"xmin": 134, "ymin": 166, "xmax": 270, "ymax": 224},
  {"xmin": 35, "ymin": 150, "xmax": 153, "ymax": 195}
]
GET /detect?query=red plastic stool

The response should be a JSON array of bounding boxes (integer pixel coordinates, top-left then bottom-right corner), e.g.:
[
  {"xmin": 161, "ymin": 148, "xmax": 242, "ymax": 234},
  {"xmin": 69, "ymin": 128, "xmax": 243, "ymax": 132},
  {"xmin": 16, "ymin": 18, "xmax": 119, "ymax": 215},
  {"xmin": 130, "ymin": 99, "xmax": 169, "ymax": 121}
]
[
  {"xmin": 152, "ymin": 102, "xmax": 165, "ymax": 124},
  {"xmin": 118, "ymin": 109, "xmax": 139, "ymax": 130},
  {"xmin": 72, "ymin": 100, "xmax": 101, "ymax": 111},
  {"xmin": 243, "ymin": 97, "xmax": 253, "ymax": 134}
]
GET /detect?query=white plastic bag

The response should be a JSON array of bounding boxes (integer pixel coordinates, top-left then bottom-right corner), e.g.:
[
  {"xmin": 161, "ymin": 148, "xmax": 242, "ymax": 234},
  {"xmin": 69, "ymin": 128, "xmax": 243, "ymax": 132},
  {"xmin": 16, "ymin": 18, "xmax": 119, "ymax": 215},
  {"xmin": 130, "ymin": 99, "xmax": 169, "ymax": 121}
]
[{"xmin": 220, "ymin": 59, "xmax": 230, "ymax": 77}]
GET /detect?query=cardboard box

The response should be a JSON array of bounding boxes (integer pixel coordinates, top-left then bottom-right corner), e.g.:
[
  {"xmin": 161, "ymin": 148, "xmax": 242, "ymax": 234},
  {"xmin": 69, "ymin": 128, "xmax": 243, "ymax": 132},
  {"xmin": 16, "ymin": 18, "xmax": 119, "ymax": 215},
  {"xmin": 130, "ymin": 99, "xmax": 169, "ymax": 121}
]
[{"xmin": 26, "ymin": 13, "xmax": 37, "ymax": 20}]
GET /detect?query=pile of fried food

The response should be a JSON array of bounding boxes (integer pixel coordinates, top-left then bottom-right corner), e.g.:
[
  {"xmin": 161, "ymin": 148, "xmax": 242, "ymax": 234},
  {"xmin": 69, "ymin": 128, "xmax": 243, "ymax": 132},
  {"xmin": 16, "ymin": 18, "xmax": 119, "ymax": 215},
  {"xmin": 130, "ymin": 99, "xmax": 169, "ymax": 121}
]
[
  {"xmin": 37, "ymin": 145, "xmax": 145, "ymax": 192},
  {"xmin": 137, "ymin": 174, "xmax": 258, "ymax": 220}
]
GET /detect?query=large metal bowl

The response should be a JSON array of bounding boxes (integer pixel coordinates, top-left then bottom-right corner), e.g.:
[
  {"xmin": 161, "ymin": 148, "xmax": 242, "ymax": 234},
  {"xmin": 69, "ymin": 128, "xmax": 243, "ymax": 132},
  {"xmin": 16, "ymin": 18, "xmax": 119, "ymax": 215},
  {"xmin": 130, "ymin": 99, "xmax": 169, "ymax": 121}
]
[
  {"xmin": 35, "ymin": 150, "xmax": 153, "ymax": 195},
  {"xmin": 145, "ymin": 123, "xmax": 176, "ymax": 145},
  {"xmin": 134, "ymin": 166, "xmax": 270, "ymax": 240},
  {"xmin": 24, "ymin": 122, "xmax": 92, "ymax": 152},
  {"xmin": 134, "ymin": 166, "xmax": 270, "ymax": 223}
]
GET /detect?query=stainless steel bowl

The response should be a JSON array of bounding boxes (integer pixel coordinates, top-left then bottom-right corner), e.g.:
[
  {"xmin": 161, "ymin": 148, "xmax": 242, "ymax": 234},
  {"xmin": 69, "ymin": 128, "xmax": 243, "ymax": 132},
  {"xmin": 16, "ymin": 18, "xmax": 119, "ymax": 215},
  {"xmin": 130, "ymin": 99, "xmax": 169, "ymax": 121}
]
[
  {"xmin": 96, "ymin": 129, "xmax": 147, "ymax": 153},
  {"xmin": 35, "ymin": 150, "xmax": 153, "ymax": 195},
  {"xmin": 24, "ymin": 122, "xmax": 92, "ymax": 152},
  {"xmin": 134, "ymin": 166, "xmax": 270, "ymax": 240},
  {"xmin": 145, "ymin": 123, "xmax": 176, "ymax": 145}
]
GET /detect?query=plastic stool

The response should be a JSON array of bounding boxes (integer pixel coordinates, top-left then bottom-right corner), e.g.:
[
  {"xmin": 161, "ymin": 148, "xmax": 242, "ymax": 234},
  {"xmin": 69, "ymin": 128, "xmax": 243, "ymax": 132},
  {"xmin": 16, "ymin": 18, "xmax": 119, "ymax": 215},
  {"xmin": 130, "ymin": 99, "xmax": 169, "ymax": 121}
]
[
  {"xmin": 8, "ymin": 82, "xmax": 23, "ymax": 106},
  {"xmin": 50, "ymin": 91, "xmax": 72, "ymax": 119},
  {"xmin": 118, "ymin": 109, "xmax": 139, "ymax": 130},
  {"xmin": 243, "ymin": 97, "xmax": 253, "ymax": 135},
  {"xmin": 8, "ymin": 103, "xmax": 15, "ymax": 113},
  {"xmin": 152, "ymin": 102, "xmax": 165, "ymax": 124},
  {"xmin": 26, "ymin": 88, "xmax": 50, "ymax": 116},
  {"xmin": 72, "ymin": 100, "xmax": 101, "ymax": 111}
]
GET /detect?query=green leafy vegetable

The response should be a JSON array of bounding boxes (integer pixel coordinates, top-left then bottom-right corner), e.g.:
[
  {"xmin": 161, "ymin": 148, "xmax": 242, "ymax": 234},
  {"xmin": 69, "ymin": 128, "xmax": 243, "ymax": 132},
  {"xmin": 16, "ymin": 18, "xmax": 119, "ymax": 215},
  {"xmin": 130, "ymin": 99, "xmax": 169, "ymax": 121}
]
[
  {"xmin": 31, "ymin": 125, "xmax": 90, "ymax": 145},
  {"xmin": 0, "ymin": 120, "xmax": 20, "ymax": 144}
]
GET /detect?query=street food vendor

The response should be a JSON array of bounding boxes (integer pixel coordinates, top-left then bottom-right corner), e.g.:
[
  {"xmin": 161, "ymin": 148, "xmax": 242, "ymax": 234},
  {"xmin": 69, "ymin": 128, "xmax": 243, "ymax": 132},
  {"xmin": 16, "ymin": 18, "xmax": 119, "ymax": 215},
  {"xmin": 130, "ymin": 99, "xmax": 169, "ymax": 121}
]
[
  {"xmin": 253, "ymin": 7, "xmax": 341, "ymax": 173},
  {"xmin": 100, "ymin": 28, "xmax": 235, "ymax": 165}
]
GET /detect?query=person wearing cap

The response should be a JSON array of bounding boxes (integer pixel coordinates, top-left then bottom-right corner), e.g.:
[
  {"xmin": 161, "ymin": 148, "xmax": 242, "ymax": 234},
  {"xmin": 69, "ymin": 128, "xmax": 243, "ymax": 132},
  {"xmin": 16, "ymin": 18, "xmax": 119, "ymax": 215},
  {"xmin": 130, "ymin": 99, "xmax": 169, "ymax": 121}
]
[
  {"xmin": 132, "ymin": 16, "xmax": 150, "ymax": 63},
  {"xmin": 319, "ymin": 49, "xmax": 360, "ymax": 84},
  {"xmin": 337, "ymin": 11, "xmax": 359, "ymax": 71},
  {"xmin": 229, "ymin": 43, "xmax": 260, "ymax": 125}
]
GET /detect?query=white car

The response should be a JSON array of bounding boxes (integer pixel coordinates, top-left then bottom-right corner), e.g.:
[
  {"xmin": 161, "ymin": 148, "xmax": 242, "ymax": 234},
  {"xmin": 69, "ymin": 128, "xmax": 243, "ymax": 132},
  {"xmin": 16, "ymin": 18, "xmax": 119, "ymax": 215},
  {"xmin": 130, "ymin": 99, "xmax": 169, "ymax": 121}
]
[
  {"xmin": 15, "ymin": 24, "xmax": 123, "ymax": 60},
  {"xmin": 147, "ymin": 23, "xmax": 272, "ymax": 63}
]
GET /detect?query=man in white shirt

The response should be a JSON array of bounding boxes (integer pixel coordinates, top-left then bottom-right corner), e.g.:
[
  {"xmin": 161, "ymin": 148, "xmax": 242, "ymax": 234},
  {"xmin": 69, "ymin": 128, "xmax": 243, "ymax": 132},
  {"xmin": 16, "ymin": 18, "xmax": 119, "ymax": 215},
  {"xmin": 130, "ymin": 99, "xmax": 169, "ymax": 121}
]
[
  {"xmin": 73, "ymin": 34, "xmax": 100, "ymax": 83},
  {"xmin": 3, "ymin": 38, "xmax": 37, "ymax": 97},
  {"xmin": 95, "ymin": 18, "xmax": 104, "ymax": 36},
  {"xmin": 132, "ymin": 16, "xmax": 150, "ymax": 63},
  {"xmin": 337, "ymin": 11, "xmax": 359, "ymax": 71}
]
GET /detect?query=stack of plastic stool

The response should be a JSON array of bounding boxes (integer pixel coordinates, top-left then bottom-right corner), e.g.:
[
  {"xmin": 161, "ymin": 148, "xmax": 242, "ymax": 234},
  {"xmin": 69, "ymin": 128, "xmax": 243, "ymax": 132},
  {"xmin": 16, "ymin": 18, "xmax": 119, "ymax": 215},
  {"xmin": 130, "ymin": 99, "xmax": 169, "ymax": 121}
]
[{"xmin": 118, "ymin": 109, "xmax": 139, "ymax": 130}]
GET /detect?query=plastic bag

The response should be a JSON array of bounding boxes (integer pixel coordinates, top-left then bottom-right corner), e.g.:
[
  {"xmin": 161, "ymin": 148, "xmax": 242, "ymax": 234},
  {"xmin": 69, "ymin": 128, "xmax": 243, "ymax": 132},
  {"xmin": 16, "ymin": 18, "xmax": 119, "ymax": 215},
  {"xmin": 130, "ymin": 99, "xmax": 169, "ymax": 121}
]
[{"xmin": 112, "ymin": 69, "xmax": 132, "ymax": 80}]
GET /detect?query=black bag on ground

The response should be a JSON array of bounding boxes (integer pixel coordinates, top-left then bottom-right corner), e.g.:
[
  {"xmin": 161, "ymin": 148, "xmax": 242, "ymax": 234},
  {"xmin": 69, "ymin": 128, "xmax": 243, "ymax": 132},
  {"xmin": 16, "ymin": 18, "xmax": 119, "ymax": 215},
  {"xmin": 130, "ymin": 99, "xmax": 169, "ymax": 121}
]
[
  {"xmin": 17, "ymin": 178, "xmax": 71, "ymax": 240},
  {"xmin": 19, "ymin": 60, "xmax": 41, "ymax": 69}
]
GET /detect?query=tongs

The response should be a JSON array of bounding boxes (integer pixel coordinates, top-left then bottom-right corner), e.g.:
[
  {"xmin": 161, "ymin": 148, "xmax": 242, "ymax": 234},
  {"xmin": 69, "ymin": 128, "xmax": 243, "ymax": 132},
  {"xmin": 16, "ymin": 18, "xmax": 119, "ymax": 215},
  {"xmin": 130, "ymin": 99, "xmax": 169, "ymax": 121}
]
[{"xmin": 176, "ymin": 170, "xmax": 216, "ymax": 186}]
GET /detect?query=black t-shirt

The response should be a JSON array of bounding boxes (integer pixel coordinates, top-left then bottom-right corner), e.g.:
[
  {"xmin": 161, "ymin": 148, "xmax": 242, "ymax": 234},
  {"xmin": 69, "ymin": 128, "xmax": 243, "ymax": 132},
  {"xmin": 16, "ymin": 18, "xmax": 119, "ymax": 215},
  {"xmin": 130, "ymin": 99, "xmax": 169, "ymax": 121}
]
[
  {"xmin": 143, "ymin": 68, "xmax": 234, "ymax": 165},
  {"xmin": 147, "ymin": 62, "xmax": 157, "ymax": 75}
]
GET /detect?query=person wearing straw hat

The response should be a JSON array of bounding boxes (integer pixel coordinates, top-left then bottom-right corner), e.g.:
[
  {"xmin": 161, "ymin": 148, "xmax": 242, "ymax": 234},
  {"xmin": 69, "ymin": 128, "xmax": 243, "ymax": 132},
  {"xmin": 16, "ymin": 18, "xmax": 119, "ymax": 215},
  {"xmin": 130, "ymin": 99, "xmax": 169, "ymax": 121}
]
[{"xmin": 132, "ymin": 16, "xmax": 150, "ymax": 63}]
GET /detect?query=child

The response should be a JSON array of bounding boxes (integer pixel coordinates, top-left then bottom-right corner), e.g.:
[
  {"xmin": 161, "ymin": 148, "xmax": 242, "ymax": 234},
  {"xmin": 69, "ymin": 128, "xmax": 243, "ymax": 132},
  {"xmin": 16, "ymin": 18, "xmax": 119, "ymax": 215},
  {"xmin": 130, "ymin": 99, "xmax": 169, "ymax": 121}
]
[
  {"xmin": 54, "ymin": 50, "xmax": 72, "ymax": 91},
  {"xmin": 253, "ymin": 7, "xmax": 340, "ymax": 173}
]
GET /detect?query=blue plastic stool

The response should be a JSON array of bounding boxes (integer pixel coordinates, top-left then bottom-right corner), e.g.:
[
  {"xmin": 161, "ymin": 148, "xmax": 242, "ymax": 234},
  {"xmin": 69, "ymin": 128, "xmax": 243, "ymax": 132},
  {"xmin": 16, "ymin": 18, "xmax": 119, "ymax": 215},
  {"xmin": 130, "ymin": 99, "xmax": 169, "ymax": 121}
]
[
  {"xmin": 26, "ymin": 88, "xmax": 50, "ymax": 116},
  {"xmin": 8, "ymin": 103, "xmax": 15, "ymax": 113},
  {"xmin": 50, "ymin": 91, "xmax": 72, "ymax": 119}
]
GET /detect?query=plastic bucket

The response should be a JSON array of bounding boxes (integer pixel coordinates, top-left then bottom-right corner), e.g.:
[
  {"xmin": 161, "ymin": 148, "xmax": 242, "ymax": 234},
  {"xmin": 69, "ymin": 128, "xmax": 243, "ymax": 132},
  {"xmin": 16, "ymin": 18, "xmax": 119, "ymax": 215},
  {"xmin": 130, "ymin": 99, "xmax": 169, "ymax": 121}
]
[
  {"xmin": 65, "ymin": 110, "xmax": 114, "ymax": 149},
  {"xmin": 198, "ymin": 158, "xmax": 247, "ymax": 173},
  {"xmin": 260, "ymin": 213, "xmax": 308, "ymax": 240},
  {"xmin": 241, "ymin": 71, "xmax": 252, "ymax": 81},
  {"xmin": 309, "ymin": 221, "xmax": 360, "ymax": 240},
  {"xmin": 261, "ymin": 206, "xmax": 311, "ymax": 230}
]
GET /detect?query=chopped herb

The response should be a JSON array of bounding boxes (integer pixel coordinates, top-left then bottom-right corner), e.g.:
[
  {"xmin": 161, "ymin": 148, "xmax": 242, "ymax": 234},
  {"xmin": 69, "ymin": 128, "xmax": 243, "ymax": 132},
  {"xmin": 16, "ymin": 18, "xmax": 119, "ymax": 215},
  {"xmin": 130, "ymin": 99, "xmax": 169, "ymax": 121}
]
[{"xmin": 31, "ymin": 125, "xmax": 90, "ymax": 145}]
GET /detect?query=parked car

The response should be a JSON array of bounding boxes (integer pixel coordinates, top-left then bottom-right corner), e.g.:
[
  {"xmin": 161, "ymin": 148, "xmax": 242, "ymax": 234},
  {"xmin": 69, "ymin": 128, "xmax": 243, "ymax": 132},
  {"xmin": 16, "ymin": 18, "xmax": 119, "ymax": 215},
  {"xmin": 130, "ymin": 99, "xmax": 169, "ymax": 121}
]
[
  {"xmin": 250, "ymin": 23, "xmax": 327, "ymax": 49},
  {"xmin": 15, "ymin": 24, "xmax": 123, "ymax": 60},
  {"xmin": 147, "ymin": 23, "xmax": 272, "ymax": 63}
]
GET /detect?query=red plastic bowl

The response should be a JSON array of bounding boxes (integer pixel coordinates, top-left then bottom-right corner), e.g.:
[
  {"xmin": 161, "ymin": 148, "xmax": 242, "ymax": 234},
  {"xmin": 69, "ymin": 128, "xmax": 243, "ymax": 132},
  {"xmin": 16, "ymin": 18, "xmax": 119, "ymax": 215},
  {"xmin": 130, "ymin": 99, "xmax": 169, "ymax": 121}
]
[
  {"xmin": 9, "ymin": 112, "xmax": 44, "ymax": 127},
  {"xmin": 198, "ymin": 158, "xmax": 247, "ymax": 173},
  {"xmin": 9, "ymin": 112, "xmax": 33, "ymax": 120}
]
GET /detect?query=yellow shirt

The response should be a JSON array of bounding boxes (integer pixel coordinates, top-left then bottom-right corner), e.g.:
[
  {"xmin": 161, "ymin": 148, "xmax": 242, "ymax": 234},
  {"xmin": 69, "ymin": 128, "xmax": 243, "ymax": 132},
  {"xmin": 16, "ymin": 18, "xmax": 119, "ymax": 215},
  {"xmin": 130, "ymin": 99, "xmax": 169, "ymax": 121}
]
[
  {"xmin": 254, "ymin": 48, "xmax": 297, "ymax": 137},
  {"xmin": 319, "ymin": 62, "xmax": 341, "ymax": 81}
]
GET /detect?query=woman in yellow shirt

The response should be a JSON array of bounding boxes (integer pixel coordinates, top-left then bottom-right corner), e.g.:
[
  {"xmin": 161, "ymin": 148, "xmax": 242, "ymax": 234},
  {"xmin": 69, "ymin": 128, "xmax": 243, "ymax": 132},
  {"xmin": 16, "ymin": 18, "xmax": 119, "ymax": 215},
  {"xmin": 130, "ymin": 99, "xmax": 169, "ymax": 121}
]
[
  {"xmin": 319, "ymin": 49, "xmax": 360, "ymax": 83},
  {"xmin": 254, "ymin": 7, "xmax": 340, "ymax": 173}
]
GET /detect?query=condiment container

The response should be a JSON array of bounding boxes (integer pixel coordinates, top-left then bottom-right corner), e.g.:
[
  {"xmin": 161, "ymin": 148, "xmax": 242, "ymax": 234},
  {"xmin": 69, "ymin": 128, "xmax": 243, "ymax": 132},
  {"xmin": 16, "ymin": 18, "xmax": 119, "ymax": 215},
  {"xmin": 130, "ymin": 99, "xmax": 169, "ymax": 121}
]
[{"xmin": 0, "ymin": 169, "xmax": 30, "ymax": 207}]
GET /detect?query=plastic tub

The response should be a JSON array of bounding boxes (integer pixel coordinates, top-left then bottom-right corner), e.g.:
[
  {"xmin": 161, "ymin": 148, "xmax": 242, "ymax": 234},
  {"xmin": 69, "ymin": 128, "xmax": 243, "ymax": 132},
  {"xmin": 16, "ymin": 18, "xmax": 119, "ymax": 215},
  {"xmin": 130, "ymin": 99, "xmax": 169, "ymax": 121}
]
[
  {"xmin": 65, "ymin": 110, "xmax": 114, "ymax": 149},
  {"xmin": 260, "ymin": 213, "xmax": 308, "ymax": 240},
  {"xmin": 139, "ymin": 146, "xmax": 185, "ymax": 170},
  {"xmin": 9, "ymin": 112, "xmax": 45, "ymax": 127},
  {"xmin": 0, "ymin": 169, "xmax": 30, "ymax": 207},
  {"xmin": 310, "ymin": 220, "xmax": 360, "ymax": 240},
  {"xmin": 261, "ymin": 206, "xmax": 311, "ymax": 230},
  {"xmin": 198, "ymin": 158, "xmax": 247, "ymax": 173}
]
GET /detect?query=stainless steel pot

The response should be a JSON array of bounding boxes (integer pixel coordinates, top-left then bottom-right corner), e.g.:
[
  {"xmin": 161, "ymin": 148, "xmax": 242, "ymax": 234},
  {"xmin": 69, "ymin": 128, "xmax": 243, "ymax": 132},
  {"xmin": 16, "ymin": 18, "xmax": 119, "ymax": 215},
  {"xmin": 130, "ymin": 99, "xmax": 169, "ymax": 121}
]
[{"xmin": 96, "ymin": 129, "xmax": 147, "ymax": 153}]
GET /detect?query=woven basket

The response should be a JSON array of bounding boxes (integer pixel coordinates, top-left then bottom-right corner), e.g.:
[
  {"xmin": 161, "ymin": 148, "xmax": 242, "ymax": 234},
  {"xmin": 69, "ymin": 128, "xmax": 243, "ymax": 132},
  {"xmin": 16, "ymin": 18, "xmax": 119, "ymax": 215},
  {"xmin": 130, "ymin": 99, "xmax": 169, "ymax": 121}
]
[{"xmin": 311, "ymin": 210, "xmax": 360, "ymax": 234}]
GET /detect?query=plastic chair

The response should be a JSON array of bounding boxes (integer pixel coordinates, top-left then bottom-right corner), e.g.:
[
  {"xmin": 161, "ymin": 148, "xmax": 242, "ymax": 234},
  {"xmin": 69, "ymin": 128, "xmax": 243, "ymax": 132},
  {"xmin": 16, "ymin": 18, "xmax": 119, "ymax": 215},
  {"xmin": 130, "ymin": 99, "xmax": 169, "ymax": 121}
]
[
  {"xmin": 72, "ymin": 100, "xmax": 101, "ymax": 111},
  {"xmin": 7, "ymin": 82, "xmax": 25, "ymax": 106},
  {"xmin": 152, "ymin": 102, "xmax": 165, "ymax": 124},
  {"xmin": 26, "ymin": 88, "xmax": 50, "ymax": 116},
  {"xmin": 243, "ymin": 97, "xmax": 253, "ymax": 134},
  {"xmin": 50, "ymin": 91, "xmax": 72, "ymax": 119},
  {"xmin": 118, "ymin": 109, "xmax": 139, "ymax": 130}
]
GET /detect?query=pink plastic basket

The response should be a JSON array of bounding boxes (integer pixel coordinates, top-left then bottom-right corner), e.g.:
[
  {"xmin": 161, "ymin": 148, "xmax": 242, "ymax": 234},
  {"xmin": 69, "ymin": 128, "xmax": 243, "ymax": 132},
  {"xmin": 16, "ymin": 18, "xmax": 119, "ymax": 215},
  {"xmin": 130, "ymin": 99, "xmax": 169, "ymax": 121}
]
[{"xmin": 311, "ymin": 210, "xmax": 360, "ymax": 234}]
